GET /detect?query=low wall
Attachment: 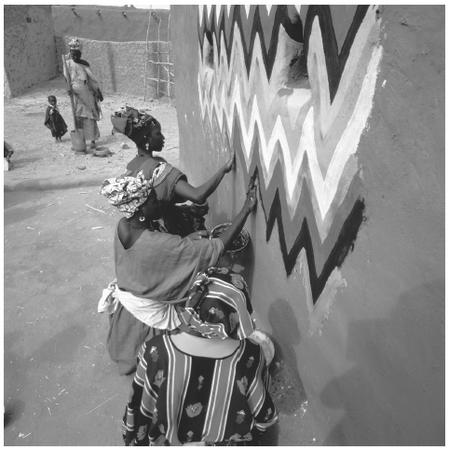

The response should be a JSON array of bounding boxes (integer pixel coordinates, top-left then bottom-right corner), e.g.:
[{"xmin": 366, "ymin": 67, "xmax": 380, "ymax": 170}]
[
  {"xmin": 4, "ymin": 6, "xmax": 57, "ymax": 97},
  {"xmin": 56, "ymin": 36, "xmax": 174, "ymax": 99},
  {"xmin": 52, "ymin": 5, "xmax": 170, "ymax": 42}
]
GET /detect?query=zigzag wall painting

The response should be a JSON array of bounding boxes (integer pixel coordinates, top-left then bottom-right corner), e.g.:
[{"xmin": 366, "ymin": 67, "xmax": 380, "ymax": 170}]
[{"xmin": 197, "ymin": 5, "xmax": 382, "ymax": 304}]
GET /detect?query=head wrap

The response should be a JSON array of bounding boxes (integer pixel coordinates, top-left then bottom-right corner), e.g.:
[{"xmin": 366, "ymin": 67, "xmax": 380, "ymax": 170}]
[
  {"xmin": 99, "ymin": 165, "xmax": 165, "ymax": 218},
  {"xmin": 111, "ymin": 106, "xmax": 160, "ymax": 140},
  {"xmin": 68, "ymin": 38, "xmax": 81, "ymax": 51},
  {"xmin": 178, "ymin": 267, "xmax": 255, "ymax": 340}
]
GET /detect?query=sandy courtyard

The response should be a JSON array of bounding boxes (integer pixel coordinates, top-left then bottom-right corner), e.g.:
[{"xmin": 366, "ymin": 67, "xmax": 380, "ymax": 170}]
[{"xmin": 4, "ymin": 75, "xmax": 180, "ymax": 188}]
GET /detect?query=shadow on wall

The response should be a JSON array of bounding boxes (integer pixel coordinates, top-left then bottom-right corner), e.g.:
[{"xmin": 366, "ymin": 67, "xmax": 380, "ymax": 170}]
[
  {"xmin": 320, "ymin": 280, "xmax": 444, "ymax": 445},
  {"xmin": 268, "ymin": 299, "xmax": 307, "ymax": 415}
]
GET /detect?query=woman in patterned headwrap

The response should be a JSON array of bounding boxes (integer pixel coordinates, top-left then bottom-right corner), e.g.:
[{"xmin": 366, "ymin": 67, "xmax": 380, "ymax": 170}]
[
  {"xmin": 111, "ymin": 106, "xmax": 234, "ymax": 236},
  {"xmin": 63, "ymin": 38, "xmax": 103, "ymax": 149},
  {"xmin": 122, "ymin": 267, "xmax": 278, "ymax": 446},
  {"xmin": 99, "ymin": 168, "xmax": 258, "ymax": 375}
]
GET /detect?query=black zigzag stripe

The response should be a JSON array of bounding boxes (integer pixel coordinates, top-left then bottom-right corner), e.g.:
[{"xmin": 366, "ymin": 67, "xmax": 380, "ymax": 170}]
[
  {"xmin": 197, "ymin": 6, "xmax": 369, "ymax": 303},
  {"xmin": 221, "ymin": 108, "xmax": 365, "ymax": 304},
  {"xmin": 198, "ymin": 5, "xmax": 301, "ymax": 80},
  {"xmin": 199, "ymin": 5, "xmax": 369, "ymax": 101},
  {"xmin": 260, "ymin": 173, "xmax": 366, "ymax": 303},
  {"xmin": 303, "ymin": 5, "xmax": 369, "ymax": 102}
]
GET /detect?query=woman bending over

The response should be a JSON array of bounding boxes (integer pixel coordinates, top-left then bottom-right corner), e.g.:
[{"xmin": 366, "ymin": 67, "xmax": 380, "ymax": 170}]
[
  {"xmin": 100, "ymin": 168, "xmax": 257, "ymax": 375},
  {"xmin": 122, "ymin": 267, "xmax": 278, "ymax": 445}
]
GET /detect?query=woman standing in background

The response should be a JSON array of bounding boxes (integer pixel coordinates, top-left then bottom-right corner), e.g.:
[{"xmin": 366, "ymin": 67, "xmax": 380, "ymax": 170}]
[{"xmin": 63, "ymin": 38, "xmax": 103, "ymax": 149}]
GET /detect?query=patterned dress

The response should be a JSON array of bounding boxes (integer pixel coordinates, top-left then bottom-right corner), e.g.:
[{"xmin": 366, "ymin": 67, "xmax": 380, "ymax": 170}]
[
  {"xmin": 63, "ymin": 57, "xmax": 102, "ymax": 140},
  {"xmin": 123, "ymin": 335, "xmax": 278, "ymax": 445}
]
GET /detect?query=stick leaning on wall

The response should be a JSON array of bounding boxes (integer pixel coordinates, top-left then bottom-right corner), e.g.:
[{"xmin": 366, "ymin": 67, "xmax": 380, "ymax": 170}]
[{"xmin": 62, "ymin": 53, "xmax": 87, "ymax": 152}]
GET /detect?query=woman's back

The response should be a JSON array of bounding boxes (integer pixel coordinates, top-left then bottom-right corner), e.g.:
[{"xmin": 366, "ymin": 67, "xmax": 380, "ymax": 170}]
[
  {"xmin": 125, "ymin": 334, "xmax": 277, "ymax": 445},
  {"xmin": 114, "ymin": 226, "xmax": 223, "ymax": 302}
]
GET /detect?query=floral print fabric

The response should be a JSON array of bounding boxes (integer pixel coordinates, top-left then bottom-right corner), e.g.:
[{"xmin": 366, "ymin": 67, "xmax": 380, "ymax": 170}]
[{"xmin": 100, "ymin": 164, "xmax": 165, "ymax": 218}]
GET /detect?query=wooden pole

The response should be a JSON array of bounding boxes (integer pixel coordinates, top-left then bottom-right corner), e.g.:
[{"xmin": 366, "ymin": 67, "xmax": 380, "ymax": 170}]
[
  {"xmin": 143, "ymin": 10, "xmax": 152, "ymax": 101},
  {"xmin": 167, "ymin": 11, "xmax": 171, "ymax": 98},
  {"xmin": 61, "ymin": 52, "xmax": 86, "ymax": 153},
  {"xmin": 62, "ymin": 54, "xmax": 78, "ymax": 131},
  {"xmin": 156, "ymin": 19, "xmax": 161, "ymax": 98}
]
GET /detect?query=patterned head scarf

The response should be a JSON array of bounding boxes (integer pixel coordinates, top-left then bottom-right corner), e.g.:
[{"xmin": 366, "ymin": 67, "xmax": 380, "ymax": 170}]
[
  {"xmin": 111, "ymin": 106, "xmax": 160, "ymax": 140},
  {"xmin": 68, "ymin": 38, "xmax": 82, "ymax": 51},
  {"xmin": 178, "ymin": 267, "xmax": 255, "ymax": 340},
  {"xmin": 99, "ymin": 165, "xmax": 165, "ymax": 218}
]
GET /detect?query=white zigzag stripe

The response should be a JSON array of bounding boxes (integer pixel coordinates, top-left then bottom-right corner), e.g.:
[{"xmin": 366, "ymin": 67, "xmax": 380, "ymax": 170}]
[
  {"xmin": 198, "ymin": 25, "xmax": 312, "ymax": 213},
  {"xmin": 197, "ymin": 5, "xmax": 382, "ymax": 222}
]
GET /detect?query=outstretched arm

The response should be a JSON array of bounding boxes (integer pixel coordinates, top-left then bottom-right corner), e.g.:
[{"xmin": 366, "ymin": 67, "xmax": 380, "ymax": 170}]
[
  {"xmin": 173, "ymin": 150, "xmax": 234, "ymax": 204},
  {"xmin": 218, "ymin": 184, "xmax": 257, "ymax": 251},
  {"xmin": 186, "ymin": 184, "xmax": 257, "ymax": 255}
]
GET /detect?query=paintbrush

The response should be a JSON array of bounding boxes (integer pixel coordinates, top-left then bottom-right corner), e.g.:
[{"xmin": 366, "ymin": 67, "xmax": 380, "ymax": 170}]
[{"xmin": 247, "ymin": 169, "xmax": 258, "ymax": 194}]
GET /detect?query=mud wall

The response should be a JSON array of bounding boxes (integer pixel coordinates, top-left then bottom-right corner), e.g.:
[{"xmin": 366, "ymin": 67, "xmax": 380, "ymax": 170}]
[
  {"xmin": 171, "ymin": 5, "xmax": 444, "ymax": 445},
  {"xmin": 56, "ymin": 37, "xmax": 173, "ymax": 98},
  {"xmin": 52, "ymin": 5, "xmax": 170, "ymax": 42},
  {"xmin": 4, "ymin": 6, "xmax": 57, "ymax": 98}
]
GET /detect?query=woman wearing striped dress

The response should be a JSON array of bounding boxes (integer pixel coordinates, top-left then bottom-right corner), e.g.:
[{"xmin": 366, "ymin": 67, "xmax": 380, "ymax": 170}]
[{"xmin": 122, "ymin": 267, "xmax": 278, "ymax": 445}]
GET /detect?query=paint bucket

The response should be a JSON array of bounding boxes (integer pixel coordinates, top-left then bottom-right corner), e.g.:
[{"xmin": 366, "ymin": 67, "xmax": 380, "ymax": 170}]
[
  {"xmin": 210, "ymin": 222, "xmax": 250, "ymax": 254},
  {"xmin": 70, "ymin": 129, "xmax": 86, "ymax": 153}
]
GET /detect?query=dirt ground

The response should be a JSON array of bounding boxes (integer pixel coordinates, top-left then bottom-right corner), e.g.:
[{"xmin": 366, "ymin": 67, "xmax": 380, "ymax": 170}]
[
  {"xmin": 4, "ymin": 75, "xmax": 180, "ymax": 188},
  {"xmin": 5, "ymin": 186, "xmax": 129, "ymax": 445}
]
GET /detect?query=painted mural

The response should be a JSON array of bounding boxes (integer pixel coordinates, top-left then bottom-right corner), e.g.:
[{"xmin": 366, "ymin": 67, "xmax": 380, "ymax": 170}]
[{"xmin": 197, "ymin": 5, "xmax": 382, "ymax": 306}]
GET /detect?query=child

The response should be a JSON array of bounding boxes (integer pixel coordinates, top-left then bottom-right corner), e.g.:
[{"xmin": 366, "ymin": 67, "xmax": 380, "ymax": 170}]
[
  {"xmin": 4, "ymin": 141, "xmax": 14, "ymax": 171},
  {"xmin": 44, "ymin": 95, "xmax": 68, "ymax": 142}
]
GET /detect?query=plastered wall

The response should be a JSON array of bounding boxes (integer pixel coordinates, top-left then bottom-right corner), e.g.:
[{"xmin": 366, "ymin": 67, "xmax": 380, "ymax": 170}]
[
  {"xmin": 4, "ymin": 6, "xmax": 57, "ymax": 97},
  {"xmin": 171, "ymin": 5, "xmax": 444, "ymax": 445}
]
